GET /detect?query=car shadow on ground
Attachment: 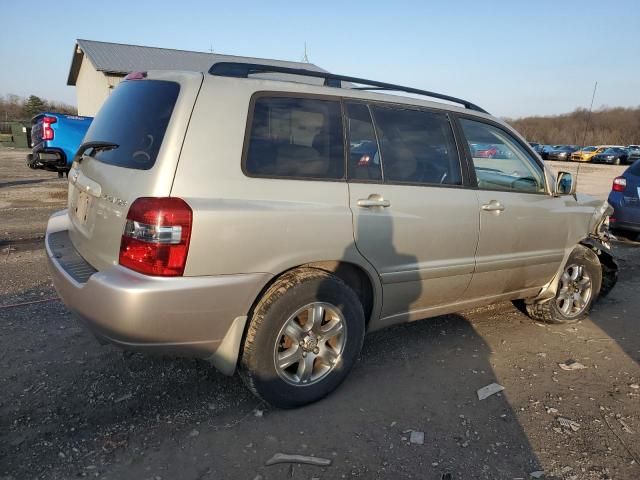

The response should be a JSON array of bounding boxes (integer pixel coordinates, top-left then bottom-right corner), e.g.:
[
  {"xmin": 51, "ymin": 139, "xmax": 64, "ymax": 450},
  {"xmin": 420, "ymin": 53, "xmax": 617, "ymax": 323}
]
[
  {"xmin": 589, "ymin": 240, "xmax": 640, "ymax": 367},
  {"xmin": 1, "ymin": 290, "xmax": 543, "ymax": 479}
]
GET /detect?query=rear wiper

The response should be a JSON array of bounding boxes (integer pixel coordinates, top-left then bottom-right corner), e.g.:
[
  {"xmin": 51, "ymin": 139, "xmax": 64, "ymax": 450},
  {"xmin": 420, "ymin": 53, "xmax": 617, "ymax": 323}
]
[{"xmin": 73, "ymin": 141, "xmax": 119, "ymax": 163}]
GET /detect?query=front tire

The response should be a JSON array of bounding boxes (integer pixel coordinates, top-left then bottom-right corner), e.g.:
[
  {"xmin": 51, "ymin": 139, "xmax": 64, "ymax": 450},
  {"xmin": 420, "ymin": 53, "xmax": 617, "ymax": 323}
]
[
  {"xmin": 524, "ymin": 245, "xmax": 602, "ymax": 324},
  {"xmin": 240, "ymin": 268, "xmax": 365, "ymax": 408}
]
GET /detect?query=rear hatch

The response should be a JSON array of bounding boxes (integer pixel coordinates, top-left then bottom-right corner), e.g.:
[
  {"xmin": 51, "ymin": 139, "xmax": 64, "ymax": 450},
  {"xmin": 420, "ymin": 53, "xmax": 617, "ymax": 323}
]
[{"xmin": 67, "ymin": 71, "xmax": 203, "ymax": 271}]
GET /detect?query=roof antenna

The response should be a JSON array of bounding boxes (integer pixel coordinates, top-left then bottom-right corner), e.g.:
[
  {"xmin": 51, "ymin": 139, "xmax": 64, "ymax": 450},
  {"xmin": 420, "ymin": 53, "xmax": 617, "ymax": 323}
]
[
  {"xmin": 302, "ymin": 42, "xmax": 309, "ymax": 63},
  {"xmin": 576, "ymin": 81, "xmax": 598, "ymax": 190},
  {"xmin": 208, "ymin": 43, "xmax": 214, "ymax": 53}
]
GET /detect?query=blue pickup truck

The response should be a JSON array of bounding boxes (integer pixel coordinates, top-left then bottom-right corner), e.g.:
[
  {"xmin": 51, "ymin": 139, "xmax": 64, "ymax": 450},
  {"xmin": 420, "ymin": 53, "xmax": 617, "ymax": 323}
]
[{"xmin": 27, "ymin": 112, "xmax": 92, "ymax": 177}]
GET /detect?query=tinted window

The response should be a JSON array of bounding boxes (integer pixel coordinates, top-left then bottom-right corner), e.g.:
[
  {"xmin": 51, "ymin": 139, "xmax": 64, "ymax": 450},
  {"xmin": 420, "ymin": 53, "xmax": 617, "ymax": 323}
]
[
  {"xmin": 245, "ymin": 97, "xmax": 344, "ymax": 179},
  {"xmin": 84, "ymin": 80, "xmax": 179, "ymax": 170},
  {"xmin": 628, "ymin": 161, "xmax": 640, "ymax": 176},
  {"xmin": 345, "ymin": 103, "xmax": 382, "ymax": 181},
  {"xmin": 371, "ymin": 106, "xmax": 462, "ymax": 185},
  {"xmin": 460, "ymin": 118, "xmax": 545, "ymax": 193}
]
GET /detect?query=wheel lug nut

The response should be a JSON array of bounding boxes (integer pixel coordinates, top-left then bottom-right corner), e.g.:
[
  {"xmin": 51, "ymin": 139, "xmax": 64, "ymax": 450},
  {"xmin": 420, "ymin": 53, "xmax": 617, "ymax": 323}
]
[
  {"xmin": 299, "ymin": 340, "xmax": 305, "ymax": 346},
  {"xmin": 313, "ymin": 347, "xmax": 319, "ymax": 354},
  {"xmin": 302, "ymin": 351, "xmax": 307, "ymax": 357}
]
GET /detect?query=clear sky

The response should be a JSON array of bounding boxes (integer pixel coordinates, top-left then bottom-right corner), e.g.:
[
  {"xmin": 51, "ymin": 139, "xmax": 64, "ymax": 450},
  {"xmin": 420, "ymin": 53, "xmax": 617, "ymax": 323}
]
[{"xmin": 0, "ymin": 0, "xmax": 638, "ymax": 118}]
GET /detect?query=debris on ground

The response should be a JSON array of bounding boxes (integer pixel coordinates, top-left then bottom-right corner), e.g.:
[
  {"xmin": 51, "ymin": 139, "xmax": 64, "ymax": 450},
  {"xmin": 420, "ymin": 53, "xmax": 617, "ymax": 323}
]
[
  {"xmin": 558, "ymin": 360, "xmax": 587, "ymax": 371},
  {"xmin": 265, "ymin": 453, "xmax": 332, "ymax": 467},
  {"xmin": 618, "ymin": 418, "xmax": 634, "ymax": 434},
  {"xmin": 114, "ymin": 393, "xmax": 133, "ymax": 403},
  {"xmin": 557, "ymin": 417, "xmax": 580, "ymax": 432},
  {"xmin": 253, "ymin": 409, "xmax": 264, "ymax": 418},
  {"xmin": 477, "ymin": 382, "xmax": 504, "ymax": 400},
  {"xmin": 545, "ymin": 407, "xmax": 559, "ymax": 414},
  {"xmin": 409, "ymin": 431, "xmax": 425, "ymax": 445},
  {"xmin": 529, "ymin": 471, "xmax": 544, "ymax": 478}
]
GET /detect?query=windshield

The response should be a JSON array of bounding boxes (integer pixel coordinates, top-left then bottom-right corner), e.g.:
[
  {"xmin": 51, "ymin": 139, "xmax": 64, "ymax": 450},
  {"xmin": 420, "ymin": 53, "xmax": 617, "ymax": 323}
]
[{"xmin": 83, "ymin": 80, "xmax": 180, "ymax": 170}]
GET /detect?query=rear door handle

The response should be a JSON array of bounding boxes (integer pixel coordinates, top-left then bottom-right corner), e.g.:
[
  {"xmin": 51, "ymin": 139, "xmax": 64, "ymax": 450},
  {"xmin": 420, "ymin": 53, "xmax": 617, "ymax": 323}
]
[
  {"xmin": 481, "ymin": 200, "xmax": 505, "ymax": 212},
  {"xmin": 357, "ymin": 194, "xmax": 391, "ymax": 208}
]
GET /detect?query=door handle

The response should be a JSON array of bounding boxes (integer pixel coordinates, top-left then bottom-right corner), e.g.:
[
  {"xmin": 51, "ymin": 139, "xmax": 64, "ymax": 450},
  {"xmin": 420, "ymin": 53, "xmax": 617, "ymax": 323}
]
[
  {"xmin": 481, "ymin": 200, "xmax": 505, "ymax": 212},
  {"xmin": 357, "ymin": 194, "xmax": 391, "ymax": 208}
]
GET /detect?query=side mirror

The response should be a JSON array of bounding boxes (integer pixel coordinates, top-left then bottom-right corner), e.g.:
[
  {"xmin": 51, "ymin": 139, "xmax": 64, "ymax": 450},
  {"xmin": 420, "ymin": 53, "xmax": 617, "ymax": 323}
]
[{"xmin": 555, "ymin": 171, "xmax": 576, "ymax": 195}]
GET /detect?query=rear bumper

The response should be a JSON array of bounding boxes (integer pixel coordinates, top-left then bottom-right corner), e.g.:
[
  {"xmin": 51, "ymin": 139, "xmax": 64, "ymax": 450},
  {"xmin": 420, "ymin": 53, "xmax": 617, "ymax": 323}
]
[
  {"xmin": 611, "ymin": 221, "xmax": 640, "ymax": 233},
  {"xmin": 608, "ymin": 195, "xmax": 640, "ymax": 232},
  {"xmin": 45, "ymin": 210, "xmax": 271, "ymax": 374},
  {"xmin": 30, "ymin": 143, "xmax": 68, "ymax": 170}
]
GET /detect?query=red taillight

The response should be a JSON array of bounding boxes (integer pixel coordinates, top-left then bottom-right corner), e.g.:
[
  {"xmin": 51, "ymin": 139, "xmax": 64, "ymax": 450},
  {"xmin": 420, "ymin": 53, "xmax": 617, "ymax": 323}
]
[
  {"xmin": 119, "ymin": 197, "xmax": 193, "ymax": 276},
  {"xmin": 42, "ymin": 116, "xmax": 56, "ymax": 141},
  {"xmin": 612, "ymin": 176, "xmax": 627, "ymax": 192}
]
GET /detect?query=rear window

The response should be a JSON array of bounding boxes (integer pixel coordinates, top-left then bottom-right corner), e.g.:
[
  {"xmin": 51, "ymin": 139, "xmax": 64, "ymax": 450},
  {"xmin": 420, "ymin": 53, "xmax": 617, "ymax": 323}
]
[{"xmin": 83, "ymin": 80, "xmax": 180, "ymax": 170}]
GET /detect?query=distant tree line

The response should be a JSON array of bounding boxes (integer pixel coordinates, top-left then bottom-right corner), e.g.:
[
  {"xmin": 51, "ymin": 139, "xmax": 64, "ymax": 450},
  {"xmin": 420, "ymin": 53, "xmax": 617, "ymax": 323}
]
[
  {"xmin": 505, "ymin": 106, "xmax": 640, "ymax": 146},
  {"xmin": 0, "ymin": 94, "xmax": 77, "ymax": 122}
]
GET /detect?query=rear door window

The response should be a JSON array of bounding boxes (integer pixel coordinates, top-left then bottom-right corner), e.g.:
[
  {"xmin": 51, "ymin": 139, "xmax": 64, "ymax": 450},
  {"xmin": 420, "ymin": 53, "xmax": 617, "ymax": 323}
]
[
  {"xmin": 345, "ymin": 102, "xmax": 382, "ymax": 182},
  {"xmin": 370, "ymin": 105, "xmax": 462, "ymax": 186},
  {"xmin": 83, "ymin": 80, "xmax": 180, "ymax": 170},
  {"xmin": 244, "ymin": 96, "xmax": 345, "ymax": 180}
]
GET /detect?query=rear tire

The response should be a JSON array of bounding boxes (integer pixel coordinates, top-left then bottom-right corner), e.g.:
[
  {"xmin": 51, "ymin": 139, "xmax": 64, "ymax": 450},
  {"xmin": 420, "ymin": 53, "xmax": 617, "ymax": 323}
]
[
  {"xmin": 524, "ymin": 245, "xmax": 602, "ymax": 324},
  {"xmin": 239, "ymin": 268, "xmax": 365, "ymax": 408}
]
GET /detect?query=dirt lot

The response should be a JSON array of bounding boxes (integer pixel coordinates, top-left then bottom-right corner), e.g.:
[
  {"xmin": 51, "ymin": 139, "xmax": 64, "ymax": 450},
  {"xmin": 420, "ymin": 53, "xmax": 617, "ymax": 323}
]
[{"xmin": 1, "ymin": 147, "xmax": 639, "ymax": 480}]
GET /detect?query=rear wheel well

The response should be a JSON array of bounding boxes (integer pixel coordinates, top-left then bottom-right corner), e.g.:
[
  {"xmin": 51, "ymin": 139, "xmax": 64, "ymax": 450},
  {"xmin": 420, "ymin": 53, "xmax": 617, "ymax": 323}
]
[
  {"xmin": 237, "ymin": 262, "xmax": 376, "ymax": 373},
  {"xmin": 247, "ymin": 261, "xmax": 375, "ymax": 327},
  {"xmin": 300, "ymin": 261, "xmax": 375, "ymax": 325}
]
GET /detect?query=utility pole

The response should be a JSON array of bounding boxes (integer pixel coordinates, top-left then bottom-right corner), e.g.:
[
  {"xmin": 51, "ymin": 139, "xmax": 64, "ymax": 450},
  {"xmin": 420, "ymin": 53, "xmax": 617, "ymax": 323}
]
[
  {"xmin": 581, "ymin": 81, "xmax": 598, "ymax": 147},
  {"xmin": 302, "ymin": 42, "xmax": 309, "ymax": 63}
]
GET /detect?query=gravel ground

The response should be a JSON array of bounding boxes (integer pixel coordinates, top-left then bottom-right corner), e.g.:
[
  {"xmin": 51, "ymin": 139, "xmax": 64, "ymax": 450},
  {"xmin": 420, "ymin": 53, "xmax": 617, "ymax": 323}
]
[{"xmin": 1, "ymin": 147, "xmax": 639, "ymax": 480}]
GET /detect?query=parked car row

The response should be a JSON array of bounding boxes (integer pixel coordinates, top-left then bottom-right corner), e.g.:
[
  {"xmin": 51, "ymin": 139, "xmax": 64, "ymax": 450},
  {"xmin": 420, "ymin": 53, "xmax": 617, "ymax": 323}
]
[{"xmin": 528, "ymin": 142, "xmax": 639, "ymax": 165}]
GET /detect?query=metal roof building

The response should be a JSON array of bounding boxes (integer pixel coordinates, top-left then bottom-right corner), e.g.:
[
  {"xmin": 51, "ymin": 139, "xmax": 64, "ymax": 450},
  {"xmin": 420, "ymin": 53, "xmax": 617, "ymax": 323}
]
[{"xmin": 67, "ymin": 39, "xmax": 325, "ymax": 116}]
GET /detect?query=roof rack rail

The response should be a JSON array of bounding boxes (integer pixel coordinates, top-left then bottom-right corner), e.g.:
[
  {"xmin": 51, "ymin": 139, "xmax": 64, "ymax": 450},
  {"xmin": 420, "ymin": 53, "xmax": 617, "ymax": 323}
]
[{"xmin": 208, "ymin": 62, "xmax": 489, "ymax": 114}]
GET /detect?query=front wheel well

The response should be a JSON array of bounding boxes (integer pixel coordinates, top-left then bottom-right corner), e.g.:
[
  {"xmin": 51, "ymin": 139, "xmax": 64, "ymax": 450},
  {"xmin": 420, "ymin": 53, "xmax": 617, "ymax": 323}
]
[{"xmin": 579, "ymin": 239, "xmax": 618, "ymax": 297}]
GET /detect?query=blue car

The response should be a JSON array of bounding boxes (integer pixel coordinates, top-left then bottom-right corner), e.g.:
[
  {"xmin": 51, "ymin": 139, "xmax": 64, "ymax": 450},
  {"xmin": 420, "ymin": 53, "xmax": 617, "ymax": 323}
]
[
  {"xmin": 608, "ymin": 160, "xmax": 640, "ymax": 237},
  {"xmin": 27, "ymin": 112, "xmax": 93, "ymax": 176}
]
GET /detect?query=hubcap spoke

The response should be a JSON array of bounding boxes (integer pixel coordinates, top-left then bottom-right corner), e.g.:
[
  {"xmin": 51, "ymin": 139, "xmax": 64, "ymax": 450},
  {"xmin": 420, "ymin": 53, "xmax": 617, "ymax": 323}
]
[
  {"xmin": 296, "ymin": 353, "xmax": 315, "ymax": 383},
  {"xmin": 320, "ymin": 318, "xmax": 344, "ymax": 340},
  {"xmin": 577, "ymin": 277, "xmax": 591, "ymax": 289},
  {"xmin": 318, "ymin": 345, "xmax": 338, "ymax": 366},
  {"xmin": 561, "ymin": 299, "xmax": 572, "ymax": 315},
  {"xmin": 277, "ymin": 345, "xmax": 302, "ymax": 370},
  {"xmin": 284, "ymin": 321, "xmax": 305, "ymax": 342},
  {"xmin": 308, "ymin": 304, "xmax": 325, "ymax": 331},
  {"xmin": 570, "ymin": 266, "xmax": 581, "ymax": 281}
]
